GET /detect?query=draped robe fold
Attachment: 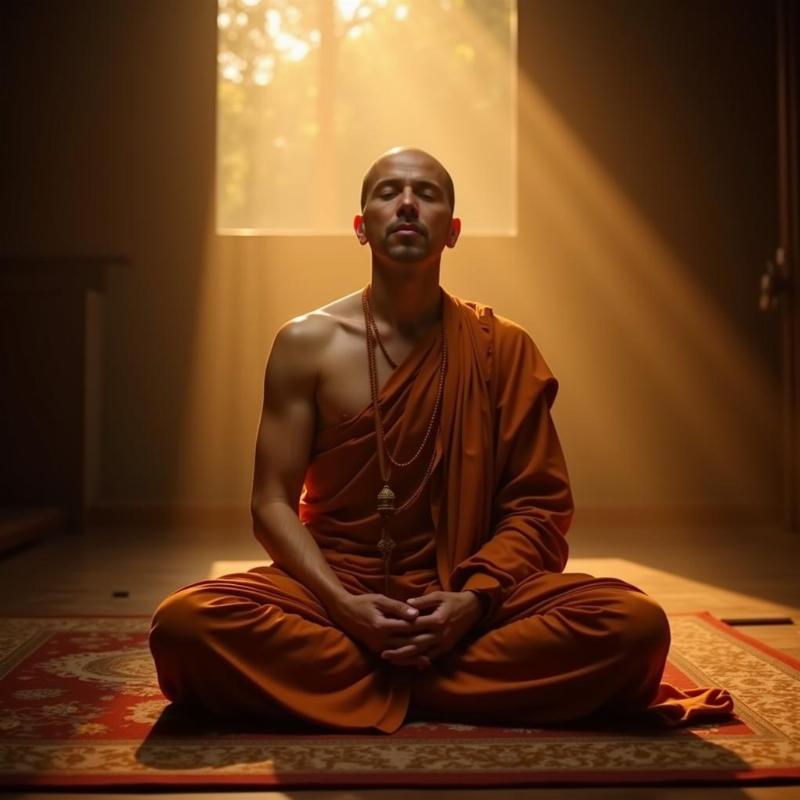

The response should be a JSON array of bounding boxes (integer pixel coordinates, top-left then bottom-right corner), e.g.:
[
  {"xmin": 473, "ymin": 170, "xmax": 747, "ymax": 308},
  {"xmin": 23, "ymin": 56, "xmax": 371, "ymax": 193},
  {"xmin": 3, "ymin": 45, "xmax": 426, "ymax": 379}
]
[{"xmin": 149, "ymin": 289, "xmax": 734, "ymax": 733}]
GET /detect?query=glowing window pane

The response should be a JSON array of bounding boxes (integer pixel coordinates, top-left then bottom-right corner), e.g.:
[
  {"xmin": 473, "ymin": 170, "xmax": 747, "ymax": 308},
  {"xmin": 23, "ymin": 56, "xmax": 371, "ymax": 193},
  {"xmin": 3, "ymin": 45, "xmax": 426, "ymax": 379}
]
[{"xmin": 217, "ymin": 0, "xmax": 517, "ymax": 235}]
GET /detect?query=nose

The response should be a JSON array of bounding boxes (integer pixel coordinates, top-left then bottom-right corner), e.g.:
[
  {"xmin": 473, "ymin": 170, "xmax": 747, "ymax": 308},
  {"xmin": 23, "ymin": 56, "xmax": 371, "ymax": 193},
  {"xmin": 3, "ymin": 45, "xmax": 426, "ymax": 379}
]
[{"xmin": 397, "ymin": 187, "xmax": 419, "ymax": 217}]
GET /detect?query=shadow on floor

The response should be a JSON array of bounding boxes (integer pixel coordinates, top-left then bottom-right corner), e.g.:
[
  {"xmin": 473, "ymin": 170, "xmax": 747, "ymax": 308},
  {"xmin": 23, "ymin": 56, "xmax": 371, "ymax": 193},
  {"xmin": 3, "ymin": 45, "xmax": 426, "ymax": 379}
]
[{"xmin": 134, "ymin": 702, "xmax": 756, "ymax": 792}]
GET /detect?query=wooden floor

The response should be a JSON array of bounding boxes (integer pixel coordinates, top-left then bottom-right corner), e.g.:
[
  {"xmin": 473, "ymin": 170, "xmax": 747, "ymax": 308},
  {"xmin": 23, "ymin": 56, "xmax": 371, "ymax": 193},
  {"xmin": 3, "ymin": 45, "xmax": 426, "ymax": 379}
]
[{"xmin": 1, "ymin": 519, "xmax": 798, "ymax": 800}]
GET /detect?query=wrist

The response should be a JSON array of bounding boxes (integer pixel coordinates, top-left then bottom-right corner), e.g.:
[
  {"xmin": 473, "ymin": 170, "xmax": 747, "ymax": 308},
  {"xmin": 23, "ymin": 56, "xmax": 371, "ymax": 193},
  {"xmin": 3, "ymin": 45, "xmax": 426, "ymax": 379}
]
[
  {"xmin": 463, "ymin": 590, "xmax": 486, "ymax": 623},
  {"xmin": 325, "ymin": 588, "xmax": 353, "ymax": 618}
]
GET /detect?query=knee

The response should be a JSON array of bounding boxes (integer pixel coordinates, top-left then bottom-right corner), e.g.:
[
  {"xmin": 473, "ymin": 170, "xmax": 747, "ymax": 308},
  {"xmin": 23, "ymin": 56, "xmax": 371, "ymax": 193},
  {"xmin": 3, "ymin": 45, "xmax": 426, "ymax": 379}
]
[
  {"xmin": 149, "ymin": 586, "xmax": 211, "ymax": 657},
  {"xmin": 614, "ymin": 591, "xmax": 671, "ymax": 662}
]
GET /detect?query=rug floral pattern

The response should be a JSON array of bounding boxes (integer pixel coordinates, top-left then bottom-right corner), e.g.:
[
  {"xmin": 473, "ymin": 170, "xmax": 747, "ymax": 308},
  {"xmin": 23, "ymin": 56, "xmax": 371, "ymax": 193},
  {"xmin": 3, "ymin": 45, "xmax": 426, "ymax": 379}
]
[{"xmin": 0, "ymin": 614, "xmax": 798, "ymax": 787}]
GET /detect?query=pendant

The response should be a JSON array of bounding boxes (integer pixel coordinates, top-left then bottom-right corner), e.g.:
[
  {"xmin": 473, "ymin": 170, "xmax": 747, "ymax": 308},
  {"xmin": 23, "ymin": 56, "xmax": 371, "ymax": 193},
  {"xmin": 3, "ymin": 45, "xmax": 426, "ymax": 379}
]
[
  {"xmin": 377, "ymin": 483, "xmax": 396, "ymax": 514},
  {"xmin": 377, "ymin": 486, "xmax": 396, "ymax": 596}
]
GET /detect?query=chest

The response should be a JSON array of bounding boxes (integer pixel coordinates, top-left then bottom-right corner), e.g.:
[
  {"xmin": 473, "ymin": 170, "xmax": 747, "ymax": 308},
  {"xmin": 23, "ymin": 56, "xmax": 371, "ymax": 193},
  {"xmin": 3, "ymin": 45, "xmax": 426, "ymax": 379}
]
[{"xmin": 314, "ymin": 327, "xmax": 417, "ymax": 432}]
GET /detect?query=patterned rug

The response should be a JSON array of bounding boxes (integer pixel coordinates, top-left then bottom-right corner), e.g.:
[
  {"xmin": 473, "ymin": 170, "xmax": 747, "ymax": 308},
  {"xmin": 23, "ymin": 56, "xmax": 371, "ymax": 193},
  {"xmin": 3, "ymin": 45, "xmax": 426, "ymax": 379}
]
[{"xmin": 0, "ymin": 612, "xmax": 798, "ymax": 789}]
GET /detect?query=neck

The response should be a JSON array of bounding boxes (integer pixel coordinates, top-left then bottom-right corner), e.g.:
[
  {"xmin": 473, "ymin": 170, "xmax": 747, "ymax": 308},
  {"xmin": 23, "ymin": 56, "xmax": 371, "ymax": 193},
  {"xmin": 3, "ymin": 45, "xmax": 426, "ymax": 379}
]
[{"xmin": 368, "ymin": 264, "xmax": 442, "ymax": 338}]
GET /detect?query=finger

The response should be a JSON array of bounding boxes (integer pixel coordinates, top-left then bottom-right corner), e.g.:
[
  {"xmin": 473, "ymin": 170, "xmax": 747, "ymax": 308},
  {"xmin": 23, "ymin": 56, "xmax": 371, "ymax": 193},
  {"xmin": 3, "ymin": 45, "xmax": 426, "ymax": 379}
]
[
  {"xmin": 376, "ymin": 617, "xmax": 417, "ymax": 634},
  {"xmin": 381, "ymin": 644, "xmax": 423, "ymax": 659},
  {"xmin": 405, "ymin": 612, "xmax": 443, "ymax": 632},
  {"xmin": 382, "ymin": 650, "xmax": 431, "ymax": 667},
  {"xmin": 384, "ymin": 632, "xmax": 437, "ymax": 650},
  {"xmin": 376, "ymin": 595, "xmax": 419, "ymax": 621},
  {"xmin": 407, "ymin": 592, "xmax": 442, "ymax": 610}
]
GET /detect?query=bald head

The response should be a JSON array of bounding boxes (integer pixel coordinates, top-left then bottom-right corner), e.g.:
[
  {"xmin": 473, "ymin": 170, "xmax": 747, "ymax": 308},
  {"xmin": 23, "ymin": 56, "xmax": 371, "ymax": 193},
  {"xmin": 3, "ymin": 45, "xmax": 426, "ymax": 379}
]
[{"xmin": 360, "ymin": 147, "xmax": 455, "ymax": 213}]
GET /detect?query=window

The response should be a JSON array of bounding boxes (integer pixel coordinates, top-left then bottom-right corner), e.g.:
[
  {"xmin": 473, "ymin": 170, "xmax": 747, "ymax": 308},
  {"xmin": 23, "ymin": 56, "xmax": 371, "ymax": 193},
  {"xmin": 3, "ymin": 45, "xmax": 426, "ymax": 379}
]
[{"xmin": 217, "ymin": 0, "xmax": 517, "ymax": 234}]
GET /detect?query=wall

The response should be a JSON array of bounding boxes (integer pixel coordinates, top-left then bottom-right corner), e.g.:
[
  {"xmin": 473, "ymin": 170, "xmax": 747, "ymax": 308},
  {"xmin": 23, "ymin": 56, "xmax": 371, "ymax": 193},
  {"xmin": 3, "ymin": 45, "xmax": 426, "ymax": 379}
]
[{"xmin": 0, "ymin": 0, "xmax": 782, "ymax": 524}]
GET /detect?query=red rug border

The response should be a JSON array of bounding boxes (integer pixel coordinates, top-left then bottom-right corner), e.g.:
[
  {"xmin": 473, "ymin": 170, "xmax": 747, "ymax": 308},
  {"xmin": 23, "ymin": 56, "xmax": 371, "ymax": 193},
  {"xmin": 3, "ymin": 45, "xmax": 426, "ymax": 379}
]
[{"xmin": 3, "ymin": 767, "xmax": 800, "ymax": 789}]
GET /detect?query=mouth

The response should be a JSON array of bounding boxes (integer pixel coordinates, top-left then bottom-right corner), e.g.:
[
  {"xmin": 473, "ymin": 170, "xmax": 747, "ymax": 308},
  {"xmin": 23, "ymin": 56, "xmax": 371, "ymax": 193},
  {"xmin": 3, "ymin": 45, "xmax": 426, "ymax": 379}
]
[{"xmin": 390, "ymin": 224, "xmax": 424, "ymax": 237}]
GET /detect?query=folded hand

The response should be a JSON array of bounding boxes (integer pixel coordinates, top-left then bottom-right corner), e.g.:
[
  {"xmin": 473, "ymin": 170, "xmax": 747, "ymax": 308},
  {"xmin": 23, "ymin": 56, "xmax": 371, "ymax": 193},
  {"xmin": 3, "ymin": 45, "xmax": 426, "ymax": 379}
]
[
  {"xmin": 328, "ymin": 592, "xmax": 422, "ymax": 661},
  {"xmin": 380, "ymin": 590, "xmax": 483, "ymax": 668}
]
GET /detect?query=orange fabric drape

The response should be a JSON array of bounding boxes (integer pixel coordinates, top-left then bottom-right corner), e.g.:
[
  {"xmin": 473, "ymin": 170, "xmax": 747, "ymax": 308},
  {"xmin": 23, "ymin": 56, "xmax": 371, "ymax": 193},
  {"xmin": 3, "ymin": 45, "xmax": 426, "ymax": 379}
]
[
  {"xmin": 299, "ymin": 289, "xmax": 573, "ymax": 608},
  {"xmin": 150, "ymin": 288, "xmax": 734, "ymax": 732}
]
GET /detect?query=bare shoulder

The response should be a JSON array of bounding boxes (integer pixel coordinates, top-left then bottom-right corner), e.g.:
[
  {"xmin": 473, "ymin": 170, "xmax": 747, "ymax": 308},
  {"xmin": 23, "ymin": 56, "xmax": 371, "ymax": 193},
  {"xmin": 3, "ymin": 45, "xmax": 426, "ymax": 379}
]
[
  {"xmin": 269, "ymin": 290, "xmax": 362, "ymax": 370},
  {"xmin": 316, "ymin": 288, "xmax": 363, "ymax": 328}
]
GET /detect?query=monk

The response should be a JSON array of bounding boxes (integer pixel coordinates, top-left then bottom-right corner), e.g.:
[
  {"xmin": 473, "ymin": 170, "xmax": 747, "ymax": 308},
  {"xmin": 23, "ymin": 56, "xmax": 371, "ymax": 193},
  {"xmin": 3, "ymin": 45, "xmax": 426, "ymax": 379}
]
[{"xmin": 149, "ymin": 146, "xmax": 733, "ymax": 733}]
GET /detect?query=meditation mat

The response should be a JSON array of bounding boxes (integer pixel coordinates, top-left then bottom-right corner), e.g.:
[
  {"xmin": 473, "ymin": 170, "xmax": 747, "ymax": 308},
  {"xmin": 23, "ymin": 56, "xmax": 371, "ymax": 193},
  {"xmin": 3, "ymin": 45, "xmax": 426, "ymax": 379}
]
[{"xmin": 0, "ymin": 611, "xmax": 797, "ymax": 789}]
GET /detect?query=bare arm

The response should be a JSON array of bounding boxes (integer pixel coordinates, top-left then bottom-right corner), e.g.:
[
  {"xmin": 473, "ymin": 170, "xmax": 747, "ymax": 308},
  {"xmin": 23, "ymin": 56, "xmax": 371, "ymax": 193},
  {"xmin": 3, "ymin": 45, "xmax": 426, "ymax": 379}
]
[
  {"xmin": 250, "ymin": 316, "xmax": 350, "ymax": 611},
  {"xmin": 251, "ymin": 313, "xmax": 433, "ymax": 666}
]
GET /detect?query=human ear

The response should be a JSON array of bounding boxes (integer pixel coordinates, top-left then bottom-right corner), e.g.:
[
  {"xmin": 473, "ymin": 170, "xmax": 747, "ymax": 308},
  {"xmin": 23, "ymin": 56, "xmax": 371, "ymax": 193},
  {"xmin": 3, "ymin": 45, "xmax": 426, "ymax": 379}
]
[
  {"xmin": 353, "ymin": 214, "xmax": 367, "ymax": 244},
  {"xmin": 446, "ymin": 217, "xmax": 461, "ymax": 248}
]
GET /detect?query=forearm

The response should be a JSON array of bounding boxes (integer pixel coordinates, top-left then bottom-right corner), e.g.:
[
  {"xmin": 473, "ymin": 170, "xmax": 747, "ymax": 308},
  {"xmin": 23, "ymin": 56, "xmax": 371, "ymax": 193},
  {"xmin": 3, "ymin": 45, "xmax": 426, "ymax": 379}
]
[{"xmin": 252, "ymin": 501, "xmax": 350, "ymax": 610}]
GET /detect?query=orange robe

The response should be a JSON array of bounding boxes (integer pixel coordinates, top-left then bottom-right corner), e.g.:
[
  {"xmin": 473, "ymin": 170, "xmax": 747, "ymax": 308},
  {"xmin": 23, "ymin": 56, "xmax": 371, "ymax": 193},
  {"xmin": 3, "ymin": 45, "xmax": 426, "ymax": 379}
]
[{"xmin": 149, "ymin": 289, "xmax": 733, "ymax": 733}]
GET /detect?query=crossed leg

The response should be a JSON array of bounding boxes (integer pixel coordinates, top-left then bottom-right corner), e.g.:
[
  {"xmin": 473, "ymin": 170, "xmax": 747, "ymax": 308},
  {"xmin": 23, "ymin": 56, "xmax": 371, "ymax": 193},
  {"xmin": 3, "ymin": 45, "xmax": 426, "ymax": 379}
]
[
  {"xmin": 408, "ymin": 571, "xmax": 671, "ymax": 726},
  {"xmin": 149, "ymin": 566, "xmax": 669, "ymax": 733},
  {"xmin": 149, "ymin": 565, "xmax": 413, "ymax": 732}
]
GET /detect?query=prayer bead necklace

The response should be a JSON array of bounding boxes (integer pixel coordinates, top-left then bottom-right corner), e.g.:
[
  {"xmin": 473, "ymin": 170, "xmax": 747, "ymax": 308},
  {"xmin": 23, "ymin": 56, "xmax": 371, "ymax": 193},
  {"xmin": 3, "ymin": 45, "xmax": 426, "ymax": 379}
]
[
  {"xmin": 365, "ymin": 305, "xmax": 398, "ymax": 369},
  {"xmin": 362, "ymin": 284, "xmax": 447, "ymax": 596}
]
